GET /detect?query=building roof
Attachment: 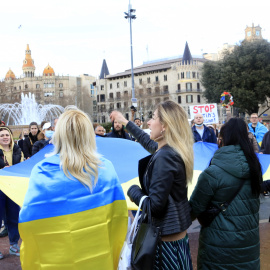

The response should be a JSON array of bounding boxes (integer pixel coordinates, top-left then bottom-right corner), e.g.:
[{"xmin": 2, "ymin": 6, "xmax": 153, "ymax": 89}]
[
  {"xmin": 43, "ymin": 64, "xmax": 55, "ymax": 75},
  {"xmin": 182, "ymin": 42, "xmax": 193, "ymax": 64},
  {"xmin": 99, "ymin": 59, "xmax": 109, "ymax": 79},
  {"xmin": 5, "ymin": 69, "xmax": 15, "ymax": 80},
  {"xmin": 106, "ymin": 56, "xmax": 206, "ymax": 79}
]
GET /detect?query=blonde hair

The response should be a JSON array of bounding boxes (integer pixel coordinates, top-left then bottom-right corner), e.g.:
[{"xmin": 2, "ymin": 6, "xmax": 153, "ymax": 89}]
[
  {"xmin": 51, "ymin": 109, "xmax": 101, "ymax": 191},
  {"xmin": 157, "ymin": 101, "xmax": 194, "ymax": 184}
]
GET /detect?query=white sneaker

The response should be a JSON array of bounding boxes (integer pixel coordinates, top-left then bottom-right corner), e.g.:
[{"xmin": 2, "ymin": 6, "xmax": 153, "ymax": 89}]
[{"xmin": 9, "ymin": 244, "xmax": 20, "ymax": 256}]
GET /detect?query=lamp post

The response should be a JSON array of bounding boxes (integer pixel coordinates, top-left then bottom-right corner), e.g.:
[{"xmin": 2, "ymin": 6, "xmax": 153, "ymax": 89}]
[{"xmin": 124, "ymin": 0, "xmax": 137, "ymax": 108}]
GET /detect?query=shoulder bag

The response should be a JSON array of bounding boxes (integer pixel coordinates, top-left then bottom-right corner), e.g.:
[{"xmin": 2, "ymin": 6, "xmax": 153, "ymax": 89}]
[
  {"xmin": 131, "ymin": 197, "xmax": 161, "ymax": 270},
  {"xmin": 117, "ymin": 195, "xmax": 148, "ymax": 270},
  {"xmin": 197, "ymin": 180, "xmax": 245, "ymax": 227}
]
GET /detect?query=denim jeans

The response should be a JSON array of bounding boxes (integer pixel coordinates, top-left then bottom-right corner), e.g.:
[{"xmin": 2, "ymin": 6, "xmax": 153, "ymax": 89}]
[{"xmin": 0, "ymin": 190, "xmax": 20, "ymax": 245}]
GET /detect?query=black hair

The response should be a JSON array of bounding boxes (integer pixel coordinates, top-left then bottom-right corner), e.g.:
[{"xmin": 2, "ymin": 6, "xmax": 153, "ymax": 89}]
[
  {"xmin": 220, "ymin": 118, "xmax": 262, "ymax": 195},
  {"xmin": 134, "ymin": 118, "xmax": 141, "ymax": 121},
  {"xmin": 29, "ymin": 121, "xmax": 39, "ymax": 129}
]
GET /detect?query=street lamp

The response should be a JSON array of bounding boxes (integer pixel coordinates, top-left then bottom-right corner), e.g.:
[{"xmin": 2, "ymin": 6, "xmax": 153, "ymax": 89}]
[{"xmin": 124, "ymin": 0, "xmax": 137, "ymax": 108}]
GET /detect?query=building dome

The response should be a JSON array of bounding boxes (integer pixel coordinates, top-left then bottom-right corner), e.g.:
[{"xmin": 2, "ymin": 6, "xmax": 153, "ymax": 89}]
[
  {"xmin": 5, "ymin": 69, "xmax": 16, "ymax": 80},
  {"xmin": 43, "ymin": 64, "xmax": 55, "ymax": 76}
]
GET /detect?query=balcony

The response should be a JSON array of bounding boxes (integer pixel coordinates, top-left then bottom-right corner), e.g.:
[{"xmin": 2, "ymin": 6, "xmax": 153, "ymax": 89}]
[{"xmin": 161, "ymin": 90, "xmax": 169, "ymax": 95}]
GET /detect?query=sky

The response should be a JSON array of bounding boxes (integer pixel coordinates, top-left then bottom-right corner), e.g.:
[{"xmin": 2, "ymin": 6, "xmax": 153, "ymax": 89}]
[{"xmin": 1, "ymin": 0, "xmax": 270, "ymax": 80}]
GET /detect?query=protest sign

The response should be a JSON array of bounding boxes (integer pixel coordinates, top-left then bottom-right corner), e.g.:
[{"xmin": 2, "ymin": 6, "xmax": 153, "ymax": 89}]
[{"xmin": 190, "ymin": 103, "xmax": 219, "ymax": 124}]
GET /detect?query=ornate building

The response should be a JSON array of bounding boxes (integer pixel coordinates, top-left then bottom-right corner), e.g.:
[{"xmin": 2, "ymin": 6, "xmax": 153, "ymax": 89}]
[
  {"xmin": 0, "ymin": 45, "xmax": 96, "ymax": 120},
  {"xmin": 95, "ymin": 42, "xmax": 208, "ymax": 123}
]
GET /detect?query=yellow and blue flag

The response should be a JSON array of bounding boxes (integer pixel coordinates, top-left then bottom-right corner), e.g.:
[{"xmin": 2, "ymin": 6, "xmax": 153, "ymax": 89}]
[{"xmin": 19, "ymin": 153, "xmax": 128, "ymax": 270}]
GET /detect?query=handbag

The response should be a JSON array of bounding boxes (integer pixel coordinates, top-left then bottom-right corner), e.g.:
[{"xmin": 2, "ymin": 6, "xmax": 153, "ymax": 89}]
[
  {"xmin": 118, "ymin": 196, "xmax": 148, "ymax": 270},
  {"xmin": 197, "ymin": 180, "xmax": 245, "ymax": 227},
  {"xmin": 131, "ymin": 197, "xmax": 161, "ymax": 270}
]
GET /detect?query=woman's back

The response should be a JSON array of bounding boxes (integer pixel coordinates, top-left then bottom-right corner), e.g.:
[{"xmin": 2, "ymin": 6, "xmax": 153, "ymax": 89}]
[
  {"xmin": 19, "ymin": 108, "xmax": 128, "ymax": 270},
  {"xmin": 190, "ymin": 145, "xmax": 260, "ymax": 270}
]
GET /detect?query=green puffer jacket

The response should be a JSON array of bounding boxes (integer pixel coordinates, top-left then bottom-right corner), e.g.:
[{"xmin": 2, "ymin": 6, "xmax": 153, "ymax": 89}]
[{"xmin": 190, "ymin": 145, "xmax": 260, "ymax": 270}]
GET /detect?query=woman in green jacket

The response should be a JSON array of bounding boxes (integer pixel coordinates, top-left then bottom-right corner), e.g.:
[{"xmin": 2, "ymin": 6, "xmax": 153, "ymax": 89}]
[{"xmin": 190, "ymin": 118, "xmax": 262, "ymax": 270}]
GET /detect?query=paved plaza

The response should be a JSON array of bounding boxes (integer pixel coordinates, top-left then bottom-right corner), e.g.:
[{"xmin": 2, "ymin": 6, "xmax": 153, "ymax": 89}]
[{"xmin": 0, "ymin": 196, "xmax": 269, "ymax": 270}]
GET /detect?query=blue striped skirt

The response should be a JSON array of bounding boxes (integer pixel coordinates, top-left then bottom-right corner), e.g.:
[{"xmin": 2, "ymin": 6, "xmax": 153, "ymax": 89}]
[{"xmin": 154, "ymin": 234, "xmax": 193, "ymax": 270}]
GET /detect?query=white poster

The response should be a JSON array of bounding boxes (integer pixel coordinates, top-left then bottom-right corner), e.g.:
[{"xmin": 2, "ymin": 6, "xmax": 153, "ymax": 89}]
[{"xmin": 189, "ymin": 103, "xmax": 219, "ymax": 124}]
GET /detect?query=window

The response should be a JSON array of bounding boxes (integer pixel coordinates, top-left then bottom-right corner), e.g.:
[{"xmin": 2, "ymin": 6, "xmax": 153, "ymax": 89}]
[
  {"xmin": 155, "ymin": 76, "xmax": 159, "ymax": 82},
  {"xmin": 25, "ymin": 84, "xmax": 28, "ymax": 89},
  {"xmin": 177, "ymin": 84, "xmax": 181, "ymax": 91},
  {"xmin": 59, "ymin": 83, "xmax": 63, "ymax": 88},
  {"xmin": 36, "ymin": 84, "xmax": 40, "ymax": 89},
  {"xmin": 91, "ymin": 90, "xmax": 94, "ymax": 96},
  {"xmin": 197, "ymin": 83, "xmax": 200, "ymax": 90},
  {"xmin": 110, "ymin": 103, "xmax": 114, "ymax": 110},
  {"xmin": 117, "ymin": 82, "xmax": 120, "ymax": 88},
  {"xmin": 197, "ymin": 72, "xmax": 199, "ymax": 79},
  {"xmin": 117, "ymin": 102, "xmax": 121, "ymax": 109},
  {"xmin": 164, "ymin": 75, "xmax": 167, "ymax": 81},
  {"xmin": 90, "ymin": 84, "xmax": 94, "ymax": 90},
  {"xmin": 97, "ymin": 95, "xmax": 99, "ymax": 102},
  {"xmin": 139, "ymin": 78, "xmax": 142, "ymax": 85},
  {"xmin": 147, "ymin": 77, "xmax": 151, "ymax": 83},
  {"xmin": 139, "ymin": 89, "xmax": 143, "ymax": 97},
  {"xmin": 14, "ymin": 87, "xmax": 16, "ymax": 90},
  {"xmin": 186, "ymin": 72, "xmax": 190, "ymax": 79},
  {"xmin": 155, "ymin": 98, "xmax": 161, "ymax": 105},
  {"xmin": 100, "ymin": 94, "xmax": 105, "ymax": 102},
  {"xmin": 44, "ymin": 92, "xmax": 54, "ymax": 97},
  {"xmin": 116, "ymin": 92, "xmax": 121, "ymax": 98},
  {"xmin": 109, "ymin": 93, "xmax": 114, "ymax": 99},
  {"xmin": 197, "ymin": 95, "xmax": 201, "ymax": 103},
  {"xmin": 147, "ymin": 88, "xmax": 152, "ymax": 95},
  {"xmin": 155, "ymin": 87, "xmax": 160, "ymax": 94},
  {"xmin": 186, "ymin": 95, "xmax": 193, "ymax": 103},
  {"xmin": 256, "ymin": 30, "xmax": 260, "ymax": 36},
  {"xmin": 178, "ymin": 96, "xmax": 181, "ymax": 104},
  {"xmin": 124, "ymin": 101, "xmax": 128, "ymax": 108},
  {"xmin": 101, "ymin": 85, "xmax": 104, "ymax": 90},
  {"xmin": 163, "ymin": 85, "xmax": 168, "ymax": 92},
  {"xmin": 124, "ymin": 81, "xmax": 127, "ymax": 87},
  {"xmin": 125, "ymin": 113, "xmax": 129, "ymax": 121},
  {"xmin": 181, "ymin": 72, "xmax": 185, "ymax": 79},
  {"xmin": 147, "ymin": 99, "xmax": 152, "ymax": 106},
  {"xmin": 164, "ymin": 97, "xmax": 169, "ymax": 101},
  {"xmin": 192, "ymin": 72, "xmax": 196, "ymax": 78},
  {"xmin": 59, "ymin": 90, "xmax": 63, "ymax": 98},
  {"xmin": 19, "ymin": 86, "xmax": 21, "ymax": 90},
  {"xmin": 186, "ymin": 83, "xmax": 192, "ymax": 90},
  {"xmin": 124, "ymin": 90, "xmax": 128, "ymax": 96},
  {"xmin": 110, "ymin": 83, "xmax": 112, "ymax": 89}
]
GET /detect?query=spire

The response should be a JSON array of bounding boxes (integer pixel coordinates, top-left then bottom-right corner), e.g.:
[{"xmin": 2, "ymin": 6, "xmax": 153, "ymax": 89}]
[
  {"xmin": 99, "ymin": 59, "xmax": 109, "ymax": 79},
  {"xmin": 182, "ymin": 42, "xmax": 193, "ymax": 65},
  {"xmin": 22, "ymin": 44, "xmax": 35, "ymax": 77}
]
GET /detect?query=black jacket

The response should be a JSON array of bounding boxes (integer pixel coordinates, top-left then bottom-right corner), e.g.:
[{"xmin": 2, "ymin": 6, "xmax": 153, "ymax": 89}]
[
  {"xmin": 261, "ymin": 131, "xmax": 270, "ymax": 154},
  {"xmin": 126, "ymin": 122, "xmax": 192, "ymax": 236},
  {"xmin": 0, "ymin": 144, "xmax": 22, "ymax": 169},
  {"xmin": 23, "ymin": 131, "xmax": 40, "ymax": 158},
  {"xmin": 192, "ymin": 124, "xmax": 217, "ymax": 143},
  {"xmin": 32, "ymin": 139, "xmax": 50, "ymax": 156}
]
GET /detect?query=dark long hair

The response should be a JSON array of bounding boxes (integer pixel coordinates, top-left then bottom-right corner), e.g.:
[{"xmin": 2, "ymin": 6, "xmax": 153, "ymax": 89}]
[{"xmin": 219, "ymin": 118, "xmax": 262, "ymax": 195}]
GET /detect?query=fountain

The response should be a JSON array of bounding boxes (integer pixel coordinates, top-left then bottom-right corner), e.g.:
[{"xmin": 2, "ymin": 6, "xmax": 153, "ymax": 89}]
[{"xmin": 0, "ymin": 93, "xmax": 64, "ymax": 125}]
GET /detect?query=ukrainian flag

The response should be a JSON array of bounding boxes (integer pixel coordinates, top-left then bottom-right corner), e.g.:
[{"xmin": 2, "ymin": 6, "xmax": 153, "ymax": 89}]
[{"xmin": 19, "ymin": 153, "xmax": 128, "ymax": 270}]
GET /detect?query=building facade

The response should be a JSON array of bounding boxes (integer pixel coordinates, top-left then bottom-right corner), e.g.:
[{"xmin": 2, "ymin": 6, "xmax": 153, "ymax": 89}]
[
  {"xmin": 0, "ymin": 45, "xmax": 96, "ymax": 122},
  {"xmin": 95, "ymin": 42, "xmax": 208, "ymax": 123}
]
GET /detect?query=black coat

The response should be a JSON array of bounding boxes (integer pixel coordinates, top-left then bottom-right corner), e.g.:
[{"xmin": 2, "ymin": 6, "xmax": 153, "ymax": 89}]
[
  {"xmin": 32, "ymin": 139, "xmax": 50, "ymax": 156},
  {"xmin": 23, "ymin": 131, "xmax": 40, "ymax": 158},
  {"xmin": 261, "ymin": 131, "xmax": 270, "ymax": 154},
  {"xmin": 126, "ymin": 121, "xmax": 192, "ymax": 236},
  {"xmin": 0, "ymin": 144, "xmax": 22, "ymax": 169}
]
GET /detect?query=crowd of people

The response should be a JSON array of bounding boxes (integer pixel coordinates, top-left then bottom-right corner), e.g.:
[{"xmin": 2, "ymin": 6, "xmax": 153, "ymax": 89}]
[{"xmin": 0, "ymin": 102, "xmax": 269, "ymax": 270}]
